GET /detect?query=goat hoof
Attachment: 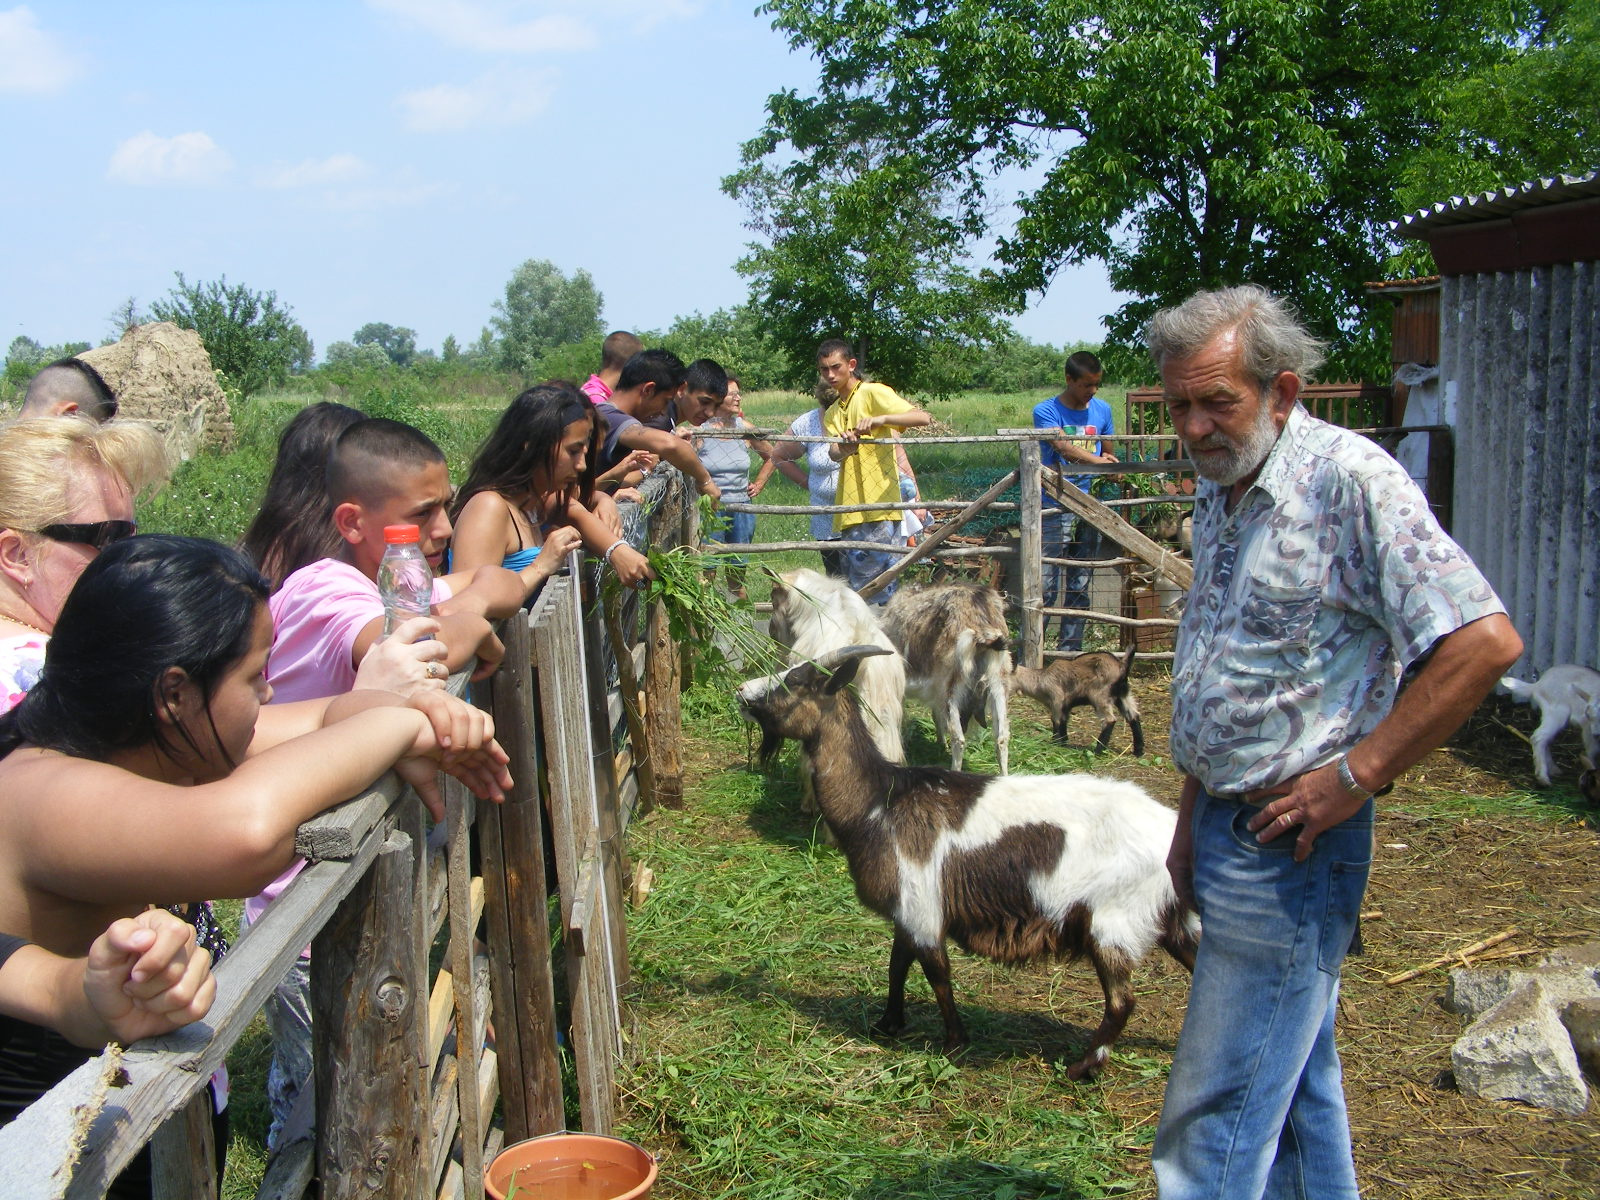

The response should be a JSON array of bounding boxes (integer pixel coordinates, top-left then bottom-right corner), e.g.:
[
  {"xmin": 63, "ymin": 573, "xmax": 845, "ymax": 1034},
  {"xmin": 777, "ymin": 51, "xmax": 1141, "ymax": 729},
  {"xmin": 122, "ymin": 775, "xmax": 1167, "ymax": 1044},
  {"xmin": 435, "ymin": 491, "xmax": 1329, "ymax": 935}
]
[
  {"xmin": 871, "ymin": 1017, "xmax": 906, "ymax": 1038},
  {"xmin": 1063, "ymin": 1060, "xmax": 1101, "ymax": 1082}
]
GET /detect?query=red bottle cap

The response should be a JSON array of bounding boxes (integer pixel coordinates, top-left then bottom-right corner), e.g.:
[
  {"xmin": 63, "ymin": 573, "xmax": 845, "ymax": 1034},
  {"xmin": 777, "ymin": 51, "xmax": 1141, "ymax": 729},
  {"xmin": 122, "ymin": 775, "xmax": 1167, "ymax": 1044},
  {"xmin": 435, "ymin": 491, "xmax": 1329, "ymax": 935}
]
[{"xmin": 383, "ymin": 524, "xmax": 421, "ymax": 544}]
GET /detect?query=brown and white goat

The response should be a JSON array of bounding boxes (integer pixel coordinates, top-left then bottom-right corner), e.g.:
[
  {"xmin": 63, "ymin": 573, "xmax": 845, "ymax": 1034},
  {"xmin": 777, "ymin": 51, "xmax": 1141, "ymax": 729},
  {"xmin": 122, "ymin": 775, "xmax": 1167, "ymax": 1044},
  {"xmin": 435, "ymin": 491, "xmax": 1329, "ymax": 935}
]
[
  {"xmin": 880, "ymin": 582, "xmax": 1012, "ymax": 774},
  {"xmin": 737, "ymin": 645, "xmax": 1198, "ymax": 1079},
  {"xmin": 1011, "ymin": 643, "xmax": 1145, "ymax": 756}
]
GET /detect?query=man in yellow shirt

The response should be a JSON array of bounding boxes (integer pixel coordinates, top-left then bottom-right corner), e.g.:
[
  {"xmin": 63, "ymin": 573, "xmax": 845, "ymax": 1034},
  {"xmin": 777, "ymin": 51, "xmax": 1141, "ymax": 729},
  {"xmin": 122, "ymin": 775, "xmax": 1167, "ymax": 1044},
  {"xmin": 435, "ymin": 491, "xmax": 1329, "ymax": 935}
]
[{"xmin": 818, "ymin": 338, "xmax": 932, "ymax": 603}]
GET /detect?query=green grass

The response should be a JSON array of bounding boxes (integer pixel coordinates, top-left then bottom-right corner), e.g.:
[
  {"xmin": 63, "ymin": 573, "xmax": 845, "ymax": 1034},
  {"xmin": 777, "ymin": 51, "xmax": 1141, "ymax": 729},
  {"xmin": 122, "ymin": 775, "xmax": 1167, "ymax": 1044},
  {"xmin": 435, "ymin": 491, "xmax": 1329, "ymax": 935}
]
[{"xmin": 615, "ymin": 686, "xmax": 1150, "ymax": 1199}]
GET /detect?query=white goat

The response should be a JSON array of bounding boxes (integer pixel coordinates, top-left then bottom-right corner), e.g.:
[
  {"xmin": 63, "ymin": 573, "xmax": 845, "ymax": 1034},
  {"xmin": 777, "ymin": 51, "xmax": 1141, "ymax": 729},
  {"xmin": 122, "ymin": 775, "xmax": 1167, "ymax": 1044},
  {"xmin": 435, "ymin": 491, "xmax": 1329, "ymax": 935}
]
[
  {"xmin": 767, "ymin": 568, "xmax": 904, "ymax": 762},
  {"xmin": 738, "ymin": 644, "xmax": 1197, "ymax": 1079},
  {"xmin": 880, "ymin": 582, "xmax": 1012, "ymax": 774},
  {"xmin": 766, "ymin": 569, "xmax": 905, "ymax": 820},
  {"xmin": 1498, "ymin": 664, "xmax": 1600, "ymax": 786}
]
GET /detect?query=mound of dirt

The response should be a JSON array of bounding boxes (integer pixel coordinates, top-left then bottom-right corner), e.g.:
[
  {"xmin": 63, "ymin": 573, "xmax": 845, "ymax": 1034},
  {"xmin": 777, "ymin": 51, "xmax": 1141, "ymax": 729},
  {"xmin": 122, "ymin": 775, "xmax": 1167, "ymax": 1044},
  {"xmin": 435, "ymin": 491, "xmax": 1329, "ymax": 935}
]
[{"xmin": 79, "ymin": 322, "xmax": 233, "ymax": 461}]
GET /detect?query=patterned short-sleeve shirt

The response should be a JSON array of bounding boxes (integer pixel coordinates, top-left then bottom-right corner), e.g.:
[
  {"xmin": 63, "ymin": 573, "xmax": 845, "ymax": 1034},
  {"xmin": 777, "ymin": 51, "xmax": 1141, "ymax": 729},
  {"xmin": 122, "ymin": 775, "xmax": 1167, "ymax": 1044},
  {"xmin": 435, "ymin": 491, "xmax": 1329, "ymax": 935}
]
[{"xmin": 1170, "ymin": 405, "xmax": 1505, "ymax": 795}]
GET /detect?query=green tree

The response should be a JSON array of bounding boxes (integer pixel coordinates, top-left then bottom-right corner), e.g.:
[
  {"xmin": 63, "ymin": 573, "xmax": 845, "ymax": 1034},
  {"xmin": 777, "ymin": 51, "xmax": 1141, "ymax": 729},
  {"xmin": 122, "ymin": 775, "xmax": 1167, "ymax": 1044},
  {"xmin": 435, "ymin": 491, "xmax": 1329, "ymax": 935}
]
[
  {"xmin": 441, "ymin": 334, "xmax": 461, "ymax": 363},
  {"xmin": 726, "ymin": 140, "xmax": 1007, "ymax": 395},
  {"xmin": 490, "ymin": 259, "xmax": 604, "ymax": 377},
  {"xmin": 149, "ymin": 273, "xmax": 308, "ymax": 397},
  {"xmin": 660, "ymin": 305, "xmax": 792, "ymax": 391},
  {"xmin": 749, "ymin": 0, "xmax": 1549, "ymax": 380},
  {"xmin": 106, "ymin": 297, "xmax": 142, "ymax": 342},
  {"xmin": 352, "ymin": 322, "xmax": 417, "ymax": 368},
  {"xmin": 1396, "ymin": 4, "xmax": 1599, "ymax": 229},
  {"xmin": 325, "ymin": 341, "xmax": 391, "ymax": 370}
]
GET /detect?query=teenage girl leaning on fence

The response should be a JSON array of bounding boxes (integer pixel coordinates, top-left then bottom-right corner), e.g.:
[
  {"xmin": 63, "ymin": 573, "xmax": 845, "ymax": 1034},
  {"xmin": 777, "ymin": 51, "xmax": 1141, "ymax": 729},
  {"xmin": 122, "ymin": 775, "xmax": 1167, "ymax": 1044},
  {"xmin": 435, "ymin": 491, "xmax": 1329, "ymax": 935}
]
[
  {"xmin": 0, "ymin": 537, "xmax": 510, "ymax": 1136},
  {"xmin": 450, "ymin": 381, "xmax": 655, "ymax": 590}
]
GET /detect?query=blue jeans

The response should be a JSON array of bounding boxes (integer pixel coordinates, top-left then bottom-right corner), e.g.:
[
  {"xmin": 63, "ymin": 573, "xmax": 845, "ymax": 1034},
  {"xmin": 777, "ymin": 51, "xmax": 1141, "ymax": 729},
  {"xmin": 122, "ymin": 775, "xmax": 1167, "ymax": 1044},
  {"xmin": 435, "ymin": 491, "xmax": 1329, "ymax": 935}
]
[
  {"xmin": 264, "ymin": 957, "xmax": 312, "ymax": 1152},
  {"xmin": 840, "ymin": 519, "xmax": 899, "ymax": 604},
  {"xmin": 705, "ymin": 507, "xmax": 756, "ymax": 567},
  {"xmin": 1041, "ymin": 508, "xmax": 1100, "ymax": 651},
  {"xmin": 1153, "ymin": 790, "xmax": 1373, "ymax": 1200}
]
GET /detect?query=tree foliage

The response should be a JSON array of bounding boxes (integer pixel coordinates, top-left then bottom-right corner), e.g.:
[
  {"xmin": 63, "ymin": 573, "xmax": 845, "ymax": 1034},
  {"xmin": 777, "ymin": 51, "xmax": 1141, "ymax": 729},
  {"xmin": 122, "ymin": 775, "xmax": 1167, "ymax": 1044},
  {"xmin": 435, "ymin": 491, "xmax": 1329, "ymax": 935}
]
[
  {"xmin": 660, "ymin": 305, "xmax": 793, "ymax": 392},
  {"xmin": 5, "ymin": 335, "xmax": 92, "ymax": 394},
  {"xmin": 726, "ymin": 139, "xmax": 1010, "ymax": 394},
  {"xmin": 1396, "ymin": 3, "xmax": 1599, "ymax": 221},
  {"xmin": 149, "ymin": 273, "xmax": 309, "ymax": 397},
  {"xmin": 748, "ymin": 0, "xmax": 1553, "ymax": 380},
  {"xmin": 490, "ymin": 259, "xmax": 604, "ymax": 377},
  {"xmin": 352, "ymin": 322, "xmax": 418, "ymax": 368}
]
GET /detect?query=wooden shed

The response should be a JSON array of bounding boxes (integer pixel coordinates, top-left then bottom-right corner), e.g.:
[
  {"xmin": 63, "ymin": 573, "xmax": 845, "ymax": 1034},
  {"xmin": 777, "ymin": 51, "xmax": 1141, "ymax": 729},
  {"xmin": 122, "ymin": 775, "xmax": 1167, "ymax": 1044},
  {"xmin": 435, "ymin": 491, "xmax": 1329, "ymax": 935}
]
[{"xmin": 1396, "ymin": 170, "xmax": 1600, "ymax": 675}]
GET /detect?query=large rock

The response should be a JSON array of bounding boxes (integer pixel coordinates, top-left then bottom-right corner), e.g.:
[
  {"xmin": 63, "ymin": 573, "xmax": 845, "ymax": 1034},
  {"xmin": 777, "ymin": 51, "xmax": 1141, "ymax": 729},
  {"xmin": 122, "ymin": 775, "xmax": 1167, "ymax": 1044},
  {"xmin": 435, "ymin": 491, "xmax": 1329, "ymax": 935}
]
[
  {"xmin": 78, "ymin": 322, "xmax": 233, "ymax": 462},
  {"xmin": 1452, "ymin": 979, "xmax": 1589, "ymax": 1116},
  {"xmin": 1563, "ymin": 998, "xmax": 1600, "ymax": 1079},
  {"xmin": 1446, "ymin": 957, "xmax": 1600, "ymax": 1019}
]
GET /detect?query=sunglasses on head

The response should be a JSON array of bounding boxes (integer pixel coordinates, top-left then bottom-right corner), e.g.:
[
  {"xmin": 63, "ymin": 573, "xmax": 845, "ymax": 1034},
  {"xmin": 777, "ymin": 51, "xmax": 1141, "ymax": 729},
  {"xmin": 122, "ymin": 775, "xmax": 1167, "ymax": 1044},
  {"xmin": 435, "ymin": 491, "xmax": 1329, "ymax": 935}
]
[{"xmin": 31, "ymin": 520, "xmax": 138, "ymax": 549}]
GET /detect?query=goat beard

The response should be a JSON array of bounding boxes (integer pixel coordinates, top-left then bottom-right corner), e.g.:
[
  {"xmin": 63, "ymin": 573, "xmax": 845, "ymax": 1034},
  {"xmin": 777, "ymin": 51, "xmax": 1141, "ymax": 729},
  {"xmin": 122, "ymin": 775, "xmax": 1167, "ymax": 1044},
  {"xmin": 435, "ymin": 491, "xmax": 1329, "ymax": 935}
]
[{"xmin": 749, "ymin": 712, "xmax": 788, "ymax": 766}]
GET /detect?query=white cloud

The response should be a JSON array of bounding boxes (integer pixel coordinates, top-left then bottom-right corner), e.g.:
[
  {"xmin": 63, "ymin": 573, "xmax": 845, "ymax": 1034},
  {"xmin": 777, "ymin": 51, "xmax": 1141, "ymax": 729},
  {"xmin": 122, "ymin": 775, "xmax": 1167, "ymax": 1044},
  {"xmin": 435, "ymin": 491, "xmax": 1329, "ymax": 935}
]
[
  {"xmin": 396, "ymin": 67, "xmax": 557, "ymax": 132},
  {"xmin": 367, "ymin": 0, "xmax": 594, "ymax": 54},
  {"xmin": 0, "ymin": 6, "xmax": 82, "ymax": 94},
  {"xmin": 106, "ymin": 131, "xmax": 233, "ymax": 186},
  {"xmin": 259, "ymin": 154, "xmax": 371, "ymax": 189}
]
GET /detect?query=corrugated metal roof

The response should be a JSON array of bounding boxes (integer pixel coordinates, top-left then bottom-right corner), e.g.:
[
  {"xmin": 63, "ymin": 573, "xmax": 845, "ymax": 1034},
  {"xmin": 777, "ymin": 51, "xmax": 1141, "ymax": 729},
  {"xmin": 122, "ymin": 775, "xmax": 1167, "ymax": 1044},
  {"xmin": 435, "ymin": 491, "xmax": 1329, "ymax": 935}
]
[
  {"xmin": 1396, "ymin": 170, "xmax": 1600, "ymax": 236},
  {"xmin": 1362, "ymin": 275, "xmax": 1441, "ymax": 293}
]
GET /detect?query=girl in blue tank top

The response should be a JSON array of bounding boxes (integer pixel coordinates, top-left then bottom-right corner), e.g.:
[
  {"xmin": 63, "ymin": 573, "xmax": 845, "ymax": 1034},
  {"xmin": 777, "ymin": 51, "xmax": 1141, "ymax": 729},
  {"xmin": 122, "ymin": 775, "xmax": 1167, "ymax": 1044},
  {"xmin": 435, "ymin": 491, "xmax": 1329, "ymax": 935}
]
[{"xmin": 450, "ymin": 382, "xmax": 652, "ymax": 596}]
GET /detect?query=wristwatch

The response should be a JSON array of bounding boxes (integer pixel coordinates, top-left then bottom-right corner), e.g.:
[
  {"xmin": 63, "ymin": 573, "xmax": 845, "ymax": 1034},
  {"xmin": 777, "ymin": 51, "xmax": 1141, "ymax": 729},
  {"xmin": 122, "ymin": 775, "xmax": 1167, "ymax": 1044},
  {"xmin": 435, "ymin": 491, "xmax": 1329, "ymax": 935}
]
[{"xmin": 1335, "ymin": 753, "xmax": 1375, "ymax": 801}]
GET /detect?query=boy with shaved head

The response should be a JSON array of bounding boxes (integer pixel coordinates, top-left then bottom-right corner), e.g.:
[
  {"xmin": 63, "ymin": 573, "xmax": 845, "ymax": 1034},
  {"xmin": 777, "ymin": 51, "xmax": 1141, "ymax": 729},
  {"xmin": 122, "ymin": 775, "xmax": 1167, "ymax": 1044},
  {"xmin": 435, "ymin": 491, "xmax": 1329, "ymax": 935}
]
[
  {"xmin": 266, "ymin": 418, "xmax": 524, "ymax": 698},
  {"xmin": 581, "ymin": 330, "xmax": 643, "ymax": 406},
  {"xmin": 251, "ymin": 416, "xmax": 526, "ymax": 1148},
  {"xmin": 18, "ymin": 359, "xmax": 119, "ymax": 422}
]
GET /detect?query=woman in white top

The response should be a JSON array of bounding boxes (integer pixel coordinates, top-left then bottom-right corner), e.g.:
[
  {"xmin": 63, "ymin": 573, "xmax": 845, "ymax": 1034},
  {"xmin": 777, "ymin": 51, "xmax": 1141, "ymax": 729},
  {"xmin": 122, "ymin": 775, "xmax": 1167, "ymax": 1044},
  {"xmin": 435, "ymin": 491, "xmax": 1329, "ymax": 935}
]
[{"xmin": 759, "ymin": 380, "xmax": 847, "ymax": 577}]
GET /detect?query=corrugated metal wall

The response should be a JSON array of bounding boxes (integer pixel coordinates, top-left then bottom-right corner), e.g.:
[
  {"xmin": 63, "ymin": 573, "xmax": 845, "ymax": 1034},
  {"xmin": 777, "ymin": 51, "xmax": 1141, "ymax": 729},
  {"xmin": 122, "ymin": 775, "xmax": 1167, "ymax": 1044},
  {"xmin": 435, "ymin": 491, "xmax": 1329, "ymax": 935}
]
[{"xmin": 1443, "ymin": 261, "xmax": 1599, "ymax": 674}]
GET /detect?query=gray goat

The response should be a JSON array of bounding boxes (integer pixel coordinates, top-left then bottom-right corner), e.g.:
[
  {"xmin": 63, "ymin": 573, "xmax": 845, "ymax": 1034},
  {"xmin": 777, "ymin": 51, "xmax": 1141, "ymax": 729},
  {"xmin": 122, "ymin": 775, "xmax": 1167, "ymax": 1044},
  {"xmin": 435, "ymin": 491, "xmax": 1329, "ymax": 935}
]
[
  {"xmin": 1011, "ymin": 643, "xmax": 1145, "ymax": 756},
  {"xmin": 879, "ymin": 582, "xmax": 1011, "ymax": 774},
  {"xmin": 737, "ymin": 644, "xmax": 1198, "ymax": 1079}
]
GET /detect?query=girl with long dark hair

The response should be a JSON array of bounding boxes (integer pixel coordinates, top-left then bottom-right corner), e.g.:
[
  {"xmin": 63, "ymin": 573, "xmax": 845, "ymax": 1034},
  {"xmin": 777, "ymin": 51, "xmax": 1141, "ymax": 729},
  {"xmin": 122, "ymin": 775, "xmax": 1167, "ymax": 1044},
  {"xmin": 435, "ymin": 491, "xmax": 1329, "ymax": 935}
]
[
  {"xmin": 0, "ymin": 536, "xmax": 509, "ymax": 1188},
  {"xmin": 450, "ymin": 382, "xmax": 653, "ymax": 589}
]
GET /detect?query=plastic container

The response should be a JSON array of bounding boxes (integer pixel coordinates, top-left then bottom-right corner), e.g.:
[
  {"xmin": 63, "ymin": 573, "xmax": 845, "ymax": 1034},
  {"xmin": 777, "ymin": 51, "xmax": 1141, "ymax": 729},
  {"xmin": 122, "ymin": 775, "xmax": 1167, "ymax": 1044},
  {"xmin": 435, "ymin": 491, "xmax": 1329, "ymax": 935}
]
[
  {"xmin": 377, "ymin": 524, "xmax": 432, "ymax": 636},
  {"xmin": 483, "ymin": 1132, "xmax": 657, "ymax": 1200}
]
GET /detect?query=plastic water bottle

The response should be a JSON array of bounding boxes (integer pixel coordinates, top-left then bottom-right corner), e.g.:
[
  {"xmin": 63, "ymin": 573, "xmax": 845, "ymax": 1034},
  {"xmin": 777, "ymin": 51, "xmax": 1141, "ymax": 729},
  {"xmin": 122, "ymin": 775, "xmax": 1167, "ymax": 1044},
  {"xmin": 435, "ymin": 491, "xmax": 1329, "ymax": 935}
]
[{"xmin": 378, "ymin": 524, "xmax": 433, "ymax": 636}]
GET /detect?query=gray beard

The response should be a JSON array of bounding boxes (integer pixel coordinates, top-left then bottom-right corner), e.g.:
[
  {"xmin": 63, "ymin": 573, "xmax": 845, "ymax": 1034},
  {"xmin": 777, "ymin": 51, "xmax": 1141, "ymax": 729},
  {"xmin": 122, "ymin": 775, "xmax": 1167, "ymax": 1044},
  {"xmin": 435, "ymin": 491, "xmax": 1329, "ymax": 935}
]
[{"xmin": 1183, "ymin": 401, "xmax": 1280, "ymax": 485}]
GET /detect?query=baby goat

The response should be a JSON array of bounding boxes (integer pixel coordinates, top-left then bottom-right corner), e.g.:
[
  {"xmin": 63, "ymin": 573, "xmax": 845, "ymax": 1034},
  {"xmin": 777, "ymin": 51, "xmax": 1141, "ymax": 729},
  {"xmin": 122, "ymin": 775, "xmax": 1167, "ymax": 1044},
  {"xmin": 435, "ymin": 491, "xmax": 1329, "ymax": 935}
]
[
  {"xmin": 1498, "ymin": 664, "xmax": 1600, "ymax": 786},
  {"xmin": 1011, "ymin": 643, "xmax": 1145, "ymax": 756},
  {"xmin": 737, "ymin": 645, "xmax": 1197, "ymax": 1079},
  {"xmin": 880, "ymin": 582, "xmax": 1012, "ymax": 774}
]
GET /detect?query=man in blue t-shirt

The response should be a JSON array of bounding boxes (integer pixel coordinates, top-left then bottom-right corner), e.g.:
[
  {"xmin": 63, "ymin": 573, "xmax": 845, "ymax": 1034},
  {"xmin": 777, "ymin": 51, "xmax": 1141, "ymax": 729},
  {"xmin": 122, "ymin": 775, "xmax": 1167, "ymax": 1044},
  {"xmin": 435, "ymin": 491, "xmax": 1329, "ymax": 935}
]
[{"xmin": 1032, "ymin": 350, "xmax": 1118, "ymax": 651}]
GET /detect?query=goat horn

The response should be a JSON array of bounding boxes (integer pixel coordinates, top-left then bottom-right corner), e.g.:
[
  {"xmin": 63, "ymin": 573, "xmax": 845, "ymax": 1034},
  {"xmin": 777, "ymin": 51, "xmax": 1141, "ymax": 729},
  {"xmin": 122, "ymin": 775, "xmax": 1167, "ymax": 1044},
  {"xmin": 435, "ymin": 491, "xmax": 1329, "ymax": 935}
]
[{"xmin": 811, "ymin": 644, "xmax": 892, "ymax": 671}]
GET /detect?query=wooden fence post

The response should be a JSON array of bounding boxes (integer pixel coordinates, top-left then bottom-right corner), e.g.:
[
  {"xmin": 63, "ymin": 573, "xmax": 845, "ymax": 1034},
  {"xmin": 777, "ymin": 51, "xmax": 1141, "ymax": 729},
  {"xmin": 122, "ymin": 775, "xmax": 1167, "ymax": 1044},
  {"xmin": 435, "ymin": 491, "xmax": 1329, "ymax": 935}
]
[
  {"xmin": 313, "ymin": 827, "xmax": 429, "ymax": 1199},
  {"xmin": 1018, "ymin": 437, "xmax": 1044, "ymax": 669},
  {"xmin": 150, "ymin": 1089, "xmax": 217, "ymax": 1199},
  {"xmin": 643, "ymin": 481, "xmax": 685, "ymax": 808},
  {"xmin": 533, "ymin": 577, "xmax": 622, "ymax": 1135},
  {"xmin": 475, "ymin": 616, "xmax": 565, "ymax": 1142},
  {"xmin": 577, "ymin": 555, "xmax": 632, "ymax": 994}
]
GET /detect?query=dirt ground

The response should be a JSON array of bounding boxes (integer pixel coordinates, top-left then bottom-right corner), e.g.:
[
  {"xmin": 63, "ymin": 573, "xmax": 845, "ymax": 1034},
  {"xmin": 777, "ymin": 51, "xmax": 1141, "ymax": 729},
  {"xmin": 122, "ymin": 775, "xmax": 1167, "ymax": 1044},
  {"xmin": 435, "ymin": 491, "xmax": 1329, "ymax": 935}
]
[
  {"xmin": 1002, "ymin": 672, "xmax": 1600, "ymax": 1198},
  {"xmin": 675, "ymin": 666, "xmax": 1600, "ymax": 1198}
]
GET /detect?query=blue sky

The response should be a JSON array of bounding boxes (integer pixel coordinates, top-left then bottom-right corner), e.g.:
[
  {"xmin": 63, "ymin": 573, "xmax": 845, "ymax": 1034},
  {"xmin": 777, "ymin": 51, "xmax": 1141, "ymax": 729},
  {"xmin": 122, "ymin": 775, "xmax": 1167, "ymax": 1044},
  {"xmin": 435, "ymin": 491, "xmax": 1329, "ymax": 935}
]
[{"xmin": 0, "ymin": 1, "xmax": 1124, "ymax": 364}]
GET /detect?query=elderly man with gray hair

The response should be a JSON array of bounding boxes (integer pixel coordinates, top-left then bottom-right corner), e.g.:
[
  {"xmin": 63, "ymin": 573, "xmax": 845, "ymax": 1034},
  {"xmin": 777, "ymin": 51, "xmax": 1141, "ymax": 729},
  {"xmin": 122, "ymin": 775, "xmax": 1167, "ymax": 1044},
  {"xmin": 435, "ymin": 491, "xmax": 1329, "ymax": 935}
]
[{"xmin": 1148, "ymin": 286, "xmax": 1521, "ymax": 1199}]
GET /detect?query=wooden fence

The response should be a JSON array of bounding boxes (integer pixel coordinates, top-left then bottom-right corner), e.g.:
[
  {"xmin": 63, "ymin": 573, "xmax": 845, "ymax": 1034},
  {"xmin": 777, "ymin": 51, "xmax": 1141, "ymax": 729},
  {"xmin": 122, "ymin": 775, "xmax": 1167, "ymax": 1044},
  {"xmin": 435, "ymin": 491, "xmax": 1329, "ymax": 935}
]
[
  {"xmin": 699, "ymin": 415, "xmax": 1455, "ymax": 668},
  {"xmin": 0, "ymin": 519, "xmax": 680, "ymax": 1197},
  {"xmin": 699, "ymin": 428, "xmax": 1198, "ymax": 668}
]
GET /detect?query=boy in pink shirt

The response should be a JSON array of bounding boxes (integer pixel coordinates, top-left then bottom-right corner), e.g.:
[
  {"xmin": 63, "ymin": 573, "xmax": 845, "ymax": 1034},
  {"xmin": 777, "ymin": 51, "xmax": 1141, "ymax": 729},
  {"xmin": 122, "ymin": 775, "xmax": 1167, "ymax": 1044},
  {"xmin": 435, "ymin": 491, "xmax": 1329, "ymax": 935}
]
[{"xmin": 251, "ymin": 417, "xmax": 529, "ymax": 1148}]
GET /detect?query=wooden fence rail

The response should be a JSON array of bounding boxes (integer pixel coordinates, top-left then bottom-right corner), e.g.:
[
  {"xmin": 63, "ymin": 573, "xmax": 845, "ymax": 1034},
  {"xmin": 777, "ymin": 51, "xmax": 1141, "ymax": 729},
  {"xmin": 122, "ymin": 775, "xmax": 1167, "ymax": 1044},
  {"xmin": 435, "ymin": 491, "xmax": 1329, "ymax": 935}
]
[{"xmin": 0, "ymin": 534, "xmax": 673, "ymax": 1198}]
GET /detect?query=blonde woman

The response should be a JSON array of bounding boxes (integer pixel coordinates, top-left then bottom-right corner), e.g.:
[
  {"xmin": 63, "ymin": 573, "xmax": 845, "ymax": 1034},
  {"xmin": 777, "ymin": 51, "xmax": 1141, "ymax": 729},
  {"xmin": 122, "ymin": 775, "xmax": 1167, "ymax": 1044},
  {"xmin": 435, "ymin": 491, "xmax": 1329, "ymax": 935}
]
[{"xmin": 0, "ymin": 416, "xmax": 170, "ymax": 709}]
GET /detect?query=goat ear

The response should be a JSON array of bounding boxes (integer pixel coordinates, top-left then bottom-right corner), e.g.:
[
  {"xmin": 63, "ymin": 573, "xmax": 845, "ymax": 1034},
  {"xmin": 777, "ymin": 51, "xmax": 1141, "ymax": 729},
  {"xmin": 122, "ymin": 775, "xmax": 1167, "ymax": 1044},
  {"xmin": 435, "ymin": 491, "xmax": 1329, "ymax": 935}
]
[{"xmin": 819, "ymin": 655, "xmax": 864, "ymax": 694}]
